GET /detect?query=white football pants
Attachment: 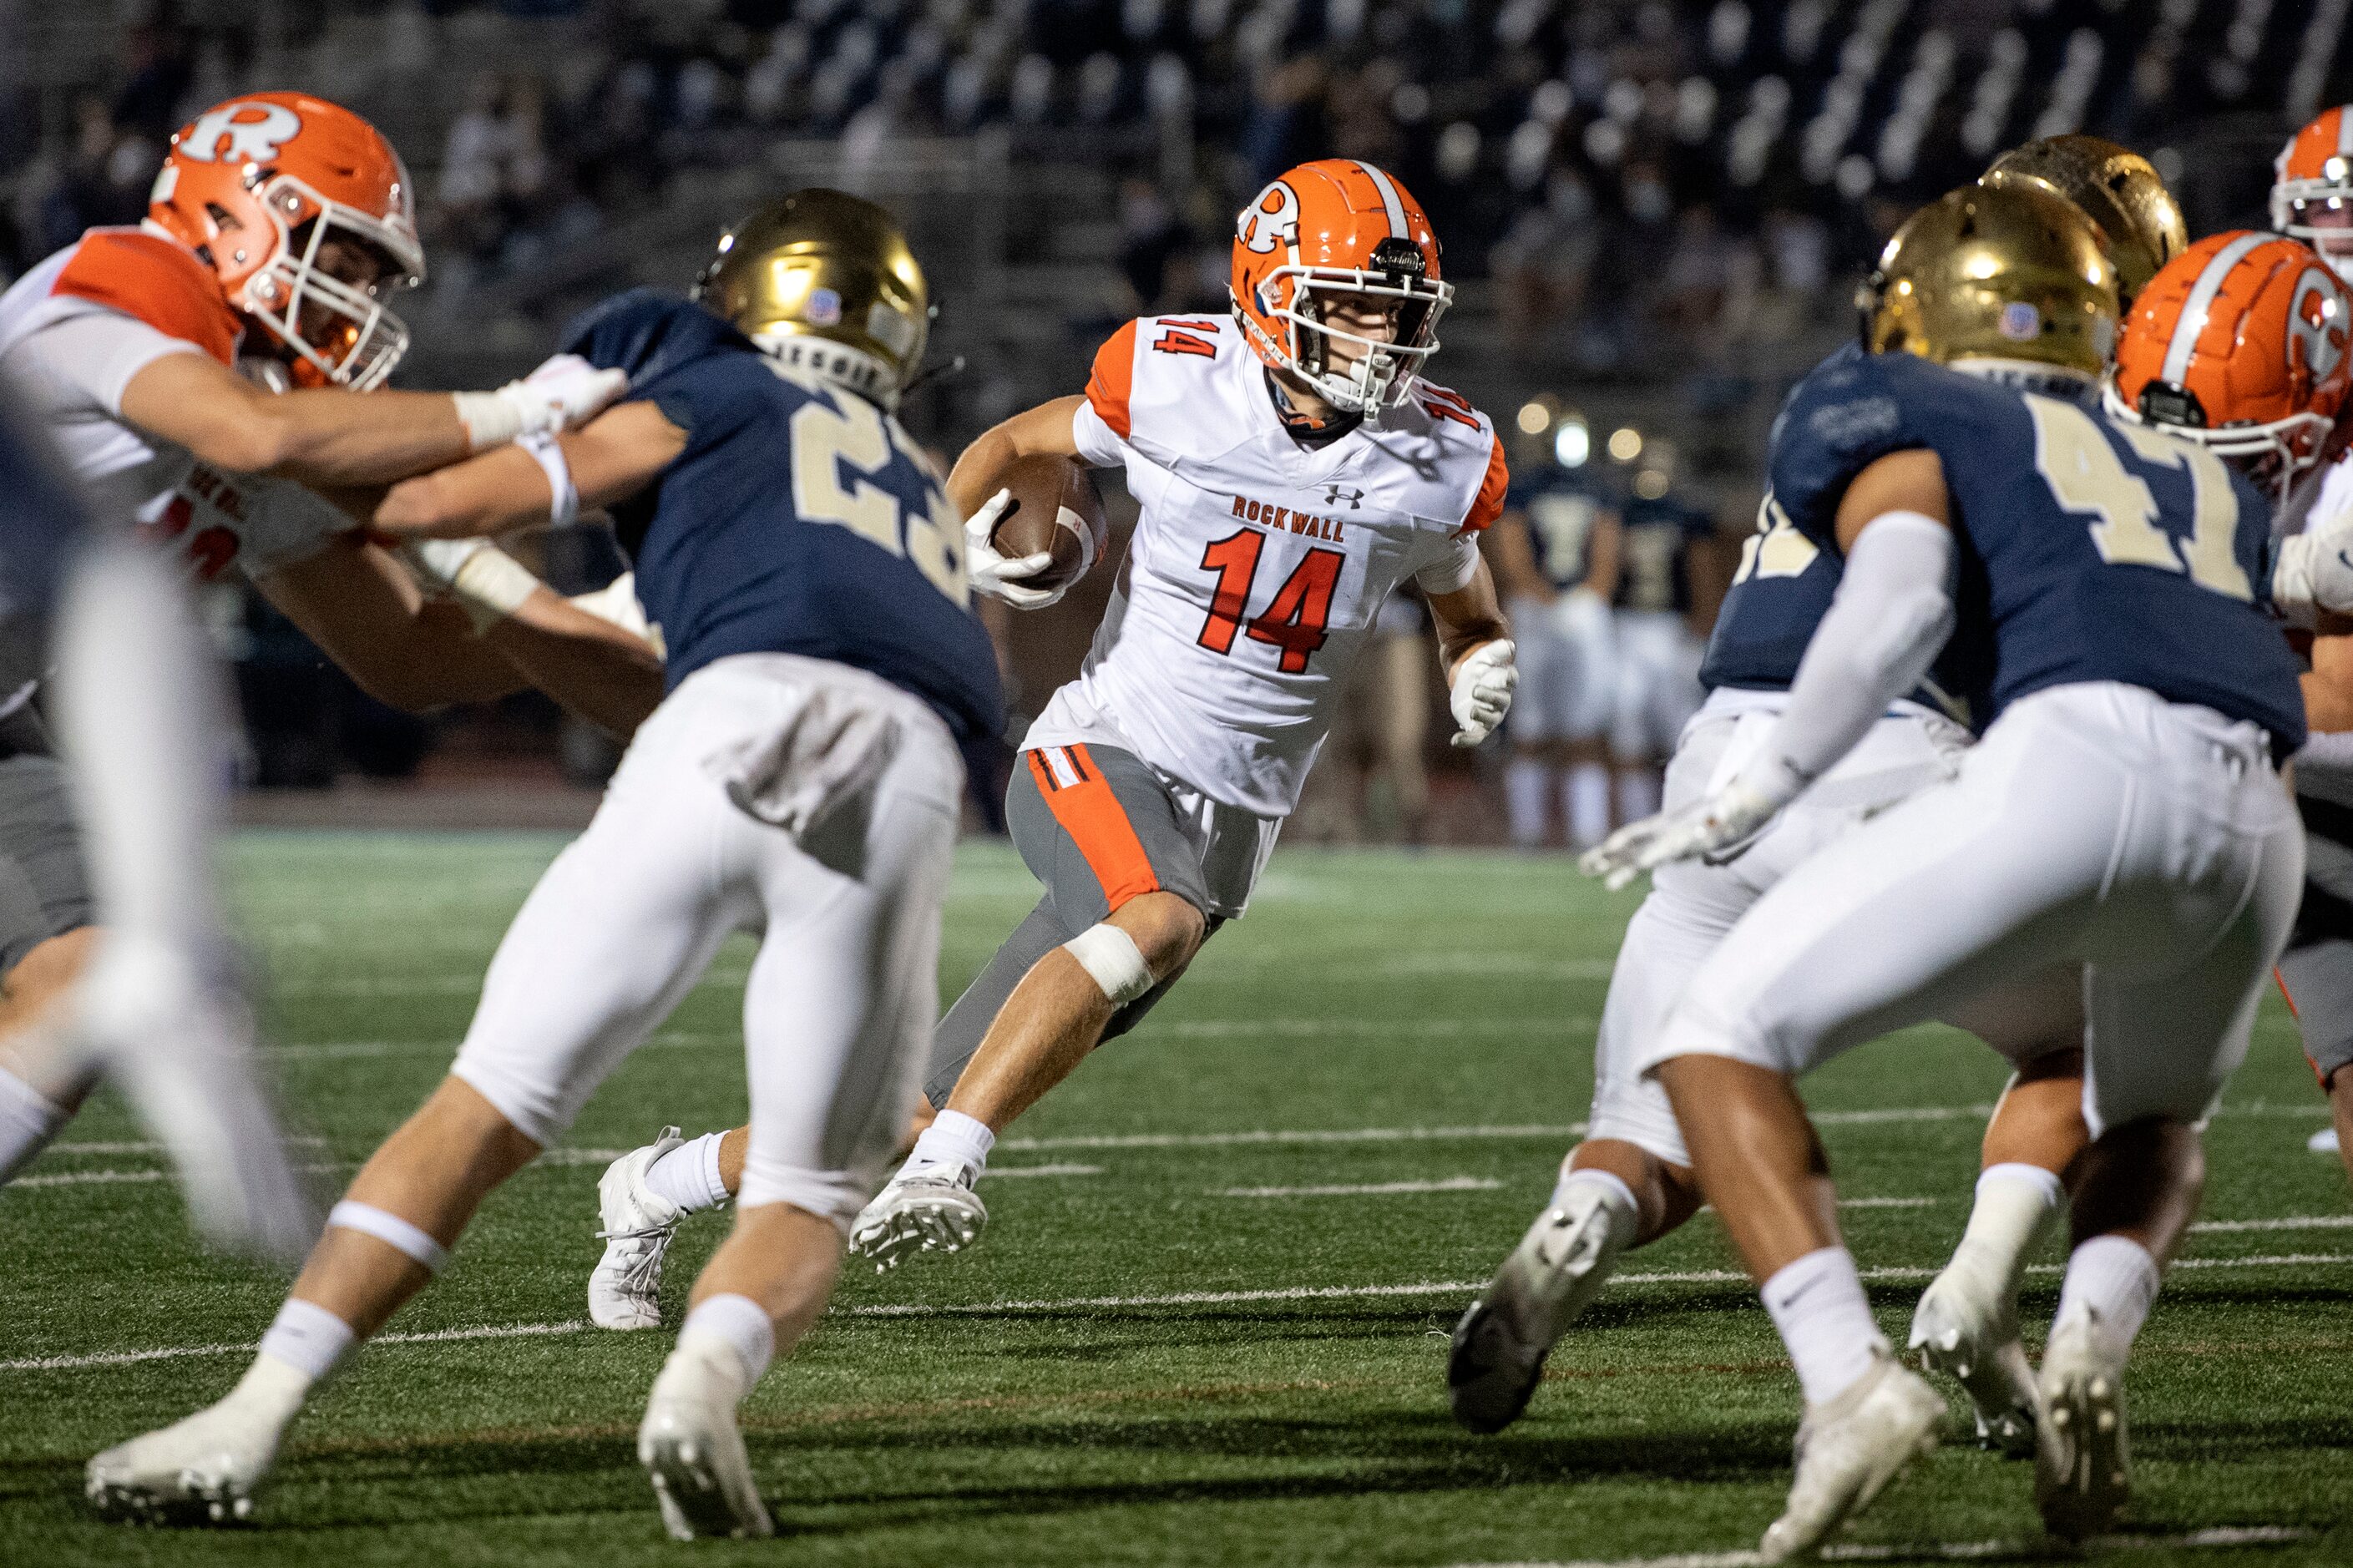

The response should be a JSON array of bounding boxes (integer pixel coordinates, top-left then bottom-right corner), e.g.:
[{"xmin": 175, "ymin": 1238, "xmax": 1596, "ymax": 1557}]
[
  {"xmin": 1610, "ymin": 610, "xmax": 1703, "ymax": 761},
  {"xmin": 1641, "ymin": 682, "xmax": 2303, "ymax": 1139},
  {"xmin": 453, "ymin": 654, "xmax": 963, "ymax": 1229},
  {"xmin": 1587, "ymin": 686, "xmax": 2011, "ymax": 1167},
  {"xmin": 1508, "ymin": 591, "xmax": 1615, "ymax": 745}
]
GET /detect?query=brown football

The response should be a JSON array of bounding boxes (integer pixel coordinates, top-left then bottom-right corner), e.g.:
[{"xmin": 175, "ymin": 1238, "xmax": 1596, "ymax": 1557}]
[{"xmin": 988, "ymin": 453, "xmax": 1110, "ymax": 594}]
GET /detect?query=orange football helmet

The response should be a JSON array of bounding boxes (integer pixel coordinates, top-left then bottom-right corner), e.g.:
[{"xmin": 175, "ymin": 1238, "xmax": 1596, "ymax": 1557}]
[
  {"xmin": 2107, "ymin": 230, "xmax": 2353, "ymax": 499},
  {"xmin": 1230, "ymin": 159, "xmax": 1451, "ymax": 417},
  {"xmin": 2271, "ymin": 105, "xmax": 2353, "ymax": 278},
  {"xmin": 147, "ymin": 92, "xmax": 424, "ymax": 389}
]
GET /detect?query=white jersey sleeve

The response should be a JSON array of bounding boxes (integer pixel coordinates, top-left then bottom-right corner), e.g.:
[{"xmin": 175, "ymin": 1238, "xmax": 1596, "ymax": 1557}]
[
  {"xmin": 142, "ymin": 466, "xmax": 351, "ymax": 581},
  {"xmin": 1024, "ymin": 316, "xmax": 1507, "ymax": 817}
]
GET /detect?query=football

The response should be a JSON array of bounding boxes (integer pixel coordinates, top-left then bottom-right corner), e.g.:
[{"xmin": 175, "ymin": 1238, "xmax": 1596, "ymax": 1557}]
[{"xmin": 988, "ymin": 453, "xmax": 1110, "ymax": 594}]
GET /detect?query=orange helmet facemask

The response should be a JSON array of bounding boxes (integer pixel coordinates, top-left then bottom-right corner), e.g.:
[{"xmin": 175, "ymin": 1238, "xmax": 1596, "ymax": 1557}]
[
  {"xmin": 147, "ymin": 93, "xmax": 424, "ymax": 389},
  {"xmin": 2107, "ymin": 230, "xmax": 2353, "ymax": 503},
  {"xmin": 1230, "ymin": 159, "xmax": 1453, "ymax": 420},
  {"xmin": 2271, "ymin": 105, "xmax": 2353, "ymax": 281}
]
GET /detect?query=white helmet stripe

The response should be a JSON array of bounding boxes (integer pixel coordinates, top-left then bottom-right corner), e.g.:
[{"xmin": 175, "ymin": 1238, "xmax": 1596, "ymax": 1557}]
[
  {"xmin": 2161, "ymin": 231, "xmax": 2272, "ymax": 387},
  {"xmin": 2339, "ymin": 104, "xmax": 2353, "ymax": 157},
  {"xmin": 1357, "ymin": 162, "xmax": 1408, "ymax": 239}
]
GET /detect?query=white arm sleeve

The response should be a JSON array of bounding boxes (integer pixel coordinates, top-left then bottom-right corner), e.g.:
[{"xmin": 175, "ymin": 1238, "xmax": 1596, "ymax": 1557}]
[
  {"xmin": 1733, "ymin": 509, "xmax": 1956, "ymax": 805},
  {"xmin": 1414, "ymin": 532, "xmax": 1483, "ymax": 594},
  {"xmin": 1069, "ymin": 399, "xmax": 1129, "ymax": 469}
]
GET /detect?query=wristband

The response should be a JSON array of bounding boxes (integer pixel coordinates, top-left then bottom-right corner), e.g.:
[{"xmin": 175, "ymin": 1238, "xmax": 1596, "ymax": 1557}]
[
  {"xmin": 449, "ymin": 545, "xmax": 541, "ymax": 633},
  {"xmin": 451, "ymin": 388, "xmax": 522, "ymax": 454},
  {"xmin": 518, "ymin": 432, "xmax": 579, "ymax": 527}
]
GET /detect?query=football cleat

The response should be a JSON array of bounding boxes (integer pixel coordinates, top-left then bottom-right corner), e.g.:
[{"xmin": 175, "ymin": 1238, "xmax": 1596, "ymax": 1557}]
[
  {"xmin": 590, "ymin": 1126, "xmax": 688, "ymax": 1331},
  {"xmin": 2036, "ymin": 1305, "xmax": 2133, "ymax": 1540},
  {"xmin": 86, "ymin": 1399, "xmax": 284, "ymax": 1525},
  {"xmin": 639, "ymin": 1341, "xmax": 773, "ymax": 1540},
  {"xmin": 1760, "ymin": 1350, "xmax": 1943, "ymax": 1563},
  {"xmin": 848, "ymin": 1161, "xmax": 987, "ymax": 1272},
  {"xmin": 1907, "ymin": 1249, "xmax": 2039, "ymax": 1457},
  {"xmin": 1447, "ymin": 1182, "xmax": 1632, "ymax": 1433}
]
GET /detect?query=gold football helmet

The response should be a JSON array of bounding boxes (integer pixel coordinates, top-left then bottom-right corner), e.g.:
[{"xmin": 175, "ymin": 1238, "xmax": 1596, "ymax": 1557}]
[
  {"xmin": 694, "ymin": 188, "xmax": 930, "ymax": 407},
  {"xmin": 1981, "ymin": 135, "xmax": 2186, "ymax": 306},
  {"xmin": 1860, "ymin": 182, "xmax": 2120, "ymax": 377}
]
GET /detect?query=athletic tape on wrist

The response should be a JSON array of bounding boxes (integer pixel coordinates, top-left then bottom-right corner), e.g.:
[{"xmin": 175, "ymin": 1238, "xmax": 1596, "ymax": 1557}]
[
  {"xmin": 517, "ymin": 432, "xmax": 579, "ymax": 528},
  {"xmin": 450, "ymin": 389, "xmax": 522, "ymax": 454},
  {"xmin": 450, "ymin": 545, "xmax": 541, "ymax": 633},
  {"xmin": 1062, "ymin": 923, "xmax": 1156, "ymax": 1006},
  {"xmin": 328, "ymin": 1199, "xmax": 451, "ymax": 1274}
]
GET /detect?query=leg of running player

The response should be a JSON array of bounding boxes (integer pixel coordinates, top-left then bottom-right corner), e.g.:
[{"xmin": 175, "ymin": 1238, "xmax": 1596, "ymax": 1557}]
[
  {"xmin": 53, "ymin": 538, "xmax": 313, "ymax": 1260},
  {"xmin": 88, "ymin": 680, "xmax": 753, "ymax": 1521},
  {"xmin": 0, "ymin": 928, "xmax": 102, "ymax": 1182}
]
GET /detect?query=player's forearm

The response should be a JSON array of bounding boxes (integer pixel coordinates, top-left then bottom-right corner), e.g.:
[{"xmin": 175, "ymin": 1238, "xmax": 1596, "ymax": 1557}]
[
  {"xmin": 946, "ymin": 395, "xmax": 1085, "ymax": 517},
  {"xmin": 485, "ymin": 593, "xmax": 666, "ymax": 738},
  {"xmin": 374, "ymin": 448, "xmax": 554, "ymax": 539},
  {"xmin": 306, "ymin": 595, "xmax": 529, "ymax": 712},
  {"xmin": 1739, "ymin": 510, "xmax": 1954, "ymax": 804},
  {"xmin": 249, "ymin": 389, "xmax": 482, "ymax": 487},
  {"xmin": 1430, "ymin": 570, "xmax": 1510, "ymax": 679}
]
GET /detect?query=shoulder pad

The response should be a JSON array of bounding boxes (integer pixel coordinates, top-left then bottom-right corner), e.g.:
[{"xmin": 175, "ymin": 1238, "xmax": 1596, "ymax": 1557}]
[
  {"xmin": 560, "ymin": 290, "xmax": 753, "ymax": 385},
  {"xmin": 51, "ymin": 230, "xmax": 239, "ymax": 364}
]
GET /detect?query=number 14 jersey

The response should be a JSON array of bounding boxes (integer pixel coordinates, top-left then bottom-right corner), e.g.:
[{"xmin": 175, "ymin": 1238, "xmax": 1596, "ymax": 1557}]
[{"xmin": 1037, "ymin": 314, "xmax": 1509, "ymax": 817}]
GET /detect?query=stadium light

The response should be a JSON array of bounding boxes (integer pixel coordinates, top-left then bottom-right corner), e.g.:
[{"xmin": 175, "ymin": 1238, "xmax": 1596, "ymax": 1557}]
[
  {"xmin": 1554, "ymin": 418, "xmax": 1591, "ymax": 468},
  {"xmin": 1607, "ymin": 426, "xmax": 1642, "ymax": 462},
  {"xmin": 1516, "ymin": 400, "xmax": 1551, "ymax": 435}
]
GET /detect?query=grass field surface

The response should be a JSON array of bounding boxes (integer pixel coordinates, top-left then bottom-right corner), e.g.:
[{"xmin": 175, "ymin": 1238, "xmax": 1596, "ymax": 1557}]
[{"xmin": 2, "ymin": 832, "xmax": 2348, "ymax": 1566}]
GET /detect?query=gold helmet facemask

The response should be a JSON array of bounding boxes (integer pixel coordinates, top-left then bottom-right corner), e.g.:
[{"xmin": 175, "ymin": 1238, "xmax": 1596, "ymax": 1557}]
[
  {"xmin": 693, "ymin": 188, "xmax": 931, "ymax": 408},
  {"xmin": 1981, "ymin": 134, "xmax": 2188, "ymax": 306},
  {"xmin": 1858, "ymin": 182, "xmax": 2120, "ymax": 380}
]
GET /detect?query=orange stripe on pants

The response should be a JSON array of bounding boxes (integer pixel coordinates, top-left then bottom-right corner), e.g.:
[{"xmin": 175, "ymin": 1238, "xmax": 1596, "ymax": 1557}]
[{"xmin": 1027, "ymin": 746, "xmax": 1161, "ymax": 912}]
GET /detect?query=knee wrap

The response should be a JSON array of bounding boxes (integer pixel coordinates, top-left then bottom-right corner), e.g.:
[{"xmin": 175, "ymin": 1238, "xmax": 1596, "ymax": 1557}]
[
  {"xmin": 328, "ymin": 1200, "xmax": 451, "ymax": 1274},
  {"xmin": 1063, "ymin": 923, "xmax": 1156, "ymax": 1006}
]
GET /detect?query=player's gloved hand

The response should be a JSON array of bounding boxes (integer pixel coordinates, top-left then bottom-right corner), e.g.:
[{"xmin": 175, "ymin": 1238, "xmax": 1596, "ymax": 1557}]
[
  {"xmin": 1448, "ymin": 638, "xmax": 1517, "ymax": 748},
  {"xmin": 964, "ymin": 488, "xmax": 1065, "ymax": 609},
  {"xmin": 2271, "ymin": 510, "xmax": 2353, "ymax": 627},
  {"xmin": 1578, "ymin": 776, "xmax": 1784, "ymax": 892},
  {"xmin": 398, "ymin": 536, "xmax": 542, "ymax": 633},
  {"xmin": 452, "ymin": 353, "xmax": 630, "ymax": 453}
]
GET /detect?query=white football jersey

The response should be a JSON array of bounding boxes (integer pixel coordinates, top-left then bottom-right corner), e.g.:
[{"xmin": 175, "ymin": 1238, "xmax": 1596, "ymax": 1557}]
[
  {"xmin": 2290, "ymin": 443, "xmax": 2353, "ymax": 804},
  {"xmin": 1030, "ymin": 313, "xmax": 1507, "ymax": 817},
  {"xmin": 0, "ymin": 230, "xmax": 348, "ymax": 580}
]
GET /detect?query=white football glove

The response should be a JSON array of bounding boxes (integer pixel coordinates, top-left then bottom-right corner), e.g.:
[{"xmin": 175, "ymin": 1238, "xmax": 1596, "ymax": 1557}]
[
  {"xmin": 452, "ymin": 353, "xmax": 630, "ymax": 453},
  {"xmin": 1448, "ymin": 638, "xmax": 1517, "ymax": 748},
  {"xmin": 964, "ymin": 487, "xmax": 1065, "ymax": 609},
  {"xmin": 1577, "ymin": 776, "xmax": 1784, "ymax": 892},
  {"xmin": 2272, "ymin": 510, "xmax": 2353, "ymax": 628}
]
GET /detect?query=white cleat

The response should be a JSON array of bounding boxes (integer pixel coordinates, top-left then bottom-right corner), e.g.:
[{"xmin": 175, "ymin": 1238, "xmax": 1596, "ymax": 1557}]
[
  {"xmin": 639, "ymin": 1343, "xmax": 772, "ymax": 1540},
  {"xmin": 591, "ymin": 1127, "xmax": 689, "ymax": 1331},
  {"xmin": 2036, "ymin": 1305, "xmax": 2133, "ymax": 1540},
  {"xmin": 86, "ymin": 1399, "xmax": 284, "ymax": 1525},
  {"xmin": 848, "ymin": 1162, "xmax": 987, "ymax": 1272},
  {"xmin": 1759, "ymin": 1350, "xmax": 1943, "ymax": 1564},
  {"xmin": 1447, "ymin": 1183, "xmax": 1631, "ymax": 1433},
  {"xmin": 77, "ymin": 934, "xmax": 316, "ymax": 1265},
  {"xmin": 1907, "ymin": 1253, "xmax": 2039, "ymax": 1457}
]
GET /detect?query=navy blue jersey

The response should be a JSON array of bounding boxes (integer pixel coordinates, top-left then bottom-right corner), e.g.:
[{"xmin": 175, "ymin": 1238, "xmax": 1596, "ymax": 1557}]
[
  {"xmin": 562, "ymin": 291, "xmax": 1004, "ymax": 746},
  {"xmin": 1505, "ymin": 468, "xmax": 1617, "ymax": 591},
  {"xmin": 1616, "ymin": 488, "xmax": 1714, "ymax": 613},
  {"xmin": 0, "ymin": 383, "xmax": 85, "ymax": 616},
  {"xmin": 1760, "ymin": 348, "xmax": 2304, "ymax": 755}
]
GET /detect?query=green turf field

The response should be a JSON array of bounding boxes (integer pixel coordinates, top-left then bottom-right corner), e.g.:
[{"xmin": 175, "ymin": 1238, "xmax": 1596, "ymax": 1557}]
[{"xmin": 1, "ymin": 832, "xmax": 2348, "ymax": 1566}]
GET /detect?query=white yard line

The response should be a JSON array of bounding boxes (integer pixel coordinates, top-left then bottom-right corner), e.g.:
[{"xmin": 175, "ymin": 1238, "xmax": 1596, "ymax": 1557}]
[
  {"xmin": 8, "ymin": 1257, "xmax": 2346, "ymax": 1373},
  {"xmin": 1839, "ymin": 1196, "xmax": 1938, "ymax": 1208},
  {"xmin": 980, "ymin": 1163, "xmax": 1105, "ymax": 1179},
  {"xmin": 1213, "ymin": 1177, "xmax": 1504, "ymax": 1198},
  {"xmin": 13, "ymin": 1162, "xmax": 347, "ymax": 1189},
  {"xmin": 1446, "ymin": 1523, "xmax": 2313, "ymax": 1568},
  {"xmin": 2189, "ymin": 1214, "xmax": 2353, "ymax": 1233}
]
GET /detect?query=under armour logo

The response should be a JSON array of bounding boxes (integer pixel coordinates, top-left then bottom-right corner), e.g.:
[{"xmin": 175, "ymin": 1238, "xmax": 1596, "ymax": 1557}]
[{"xmin": 1323, "ymin": 484, "xmax": 1365, "ymax": 509}]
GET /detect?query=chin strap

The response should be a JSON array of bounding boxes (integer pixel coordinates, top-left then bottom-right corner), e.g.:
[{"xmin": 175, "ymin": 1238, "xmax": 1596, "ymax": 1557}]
[{"xmin": 1263, "ymin": 370, "xmax": 1361, "ymax": 448}]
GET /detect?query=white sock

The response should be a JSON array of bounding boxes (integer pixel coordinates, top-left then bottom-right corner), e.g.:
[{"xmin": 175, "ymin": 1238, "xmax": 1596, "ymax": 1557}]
[
  {"xmin": 2054, "ymin": 1233, "xmax": 2160, "ymax": 1346},
  {"xmin": 53, "ymin": 539, "xmax": 232, "ymax": 949},
  {"xmin": 255, "ymin": 1297, "xmax": 356, "ymax": 1384},
  {"xmin": 1566, "ymin": 762, "xmax": 1612, "ymax": 848},
  {"xmin": 1553, "ymin": 1166, "xmax": 1640, "ymax": 1248},
  {"xmin": 0, "ymin": 1065, "xmax": 68, "ymax": 1184},
  {"xmin": 1504, "ymin": 759, "xmax": 1551, "ymax": 847},
  {"xmin": 645, "ymin": 1132, "xmax": 731, "ymax": 1213},
  {"xmin": 1761, "ymin": 1246, "xmax": 1887, "ymax": 1406},
  {"xmin": 1617, "ymin": 768, "xmax": 1661, "ymax": 822},
  {"xmin": 906, "ymin": 1109, "xmax": 994, "ymax": 1178},
  {"xmin": 1950, "ymin": 1161, "xmax": 2064, "ymax": 1293},
  {"xmin": 678, "ymin": 1292, "xmax": 776, "ymax": 1392}
]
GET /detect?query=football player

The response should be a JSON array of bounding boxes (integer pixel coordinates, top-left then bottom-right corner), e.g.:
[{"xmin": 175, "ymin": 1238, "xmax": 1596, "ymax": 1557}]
[
  {"xmin": 1607, "ymin": 458, "xmax": 1716, "ymax": 823},
  {"xmin": 1490, "ymin": 427, "xmax": 1621, "ymax": 849},
  {"xmin": 88, "ymin": 190, "xmax": 998, "ymax": 1539},
  {"xmin": 1585, "ymin": 182, "xmax": 2320, "ymax": 1552},
  {"xmin": 576, "ymin": 159, "xmax": 1516, "ymax": 1320},
  {"xmin": 1448, "ymin": 138, "xmax": 2188, "ymax": 1461},
  {"xmin": 2273, "ymin": 104, "xmax": 2353, "ymax": 283},
  {"xmin": 0, "ymin": 94, "xmax": 645, "ymax": 1237}
]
